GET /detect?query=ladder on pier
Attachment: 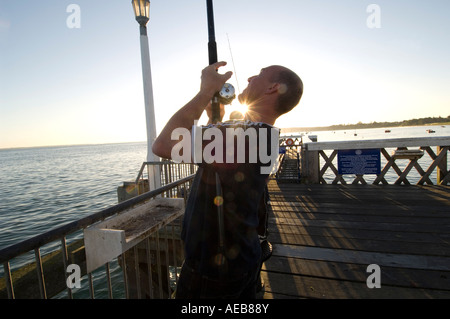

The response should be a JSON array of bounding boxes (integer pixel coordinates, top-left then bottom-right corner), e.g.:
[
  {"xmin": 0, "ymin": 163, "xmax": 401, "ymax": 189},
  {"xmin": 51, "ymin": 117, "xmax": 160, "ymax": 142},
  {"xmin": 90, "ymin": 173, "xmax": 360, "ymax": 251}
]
[{"xmin": 276, "ymin": 148, "xmax": 301, "ymax": 183}]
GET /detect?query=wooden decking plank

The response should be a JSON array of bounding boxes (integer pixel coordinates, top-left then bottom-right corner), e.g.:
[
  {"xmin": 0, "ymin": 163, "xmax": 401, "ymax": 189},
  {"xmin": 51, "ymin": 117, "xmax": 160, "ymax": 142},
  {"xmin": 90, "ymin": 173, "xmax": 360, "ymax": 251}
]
[
  {"xmin": 268, "ymin": 223, "xmax": 450, "ymax": 245},
  {"xmin": 267, "ymin": 183, "xmax": 450, "ymax": 193},
  {"xmin": 262, "ymin": 256, "xmax": 450, "ymax": 291},
  {"xmin": 269, "ymin": 217, "xmax": 450, "ymax": 234},
  {"xmin": 267, "ymin": 232, "xmax": 450, "ymax": 257},
  {"xmin": 267, "ymin": 185, "xmax": 450, "ymax": 203},
  {"xmin": 270, "ymin": 209, "xmax": 450, "ymax": 226},
  {"xmin": 260, "ymin": 270, "xmax": 450, "ymax": 299},
  {"xmin": 262, "ymin": 181, "xmax": 450, "ymax": 299},
  {"xmin": 269, "ymin": 204, "xmax": 450, "ymax": 215},
  {"xmin": 268, "ymin": 194, "xmax": 450, "ymax": 208},
  {"xmin": 269, "ymin": 200, "xmax": 450, "ymax": 210},
  {"xmin": 268, "ymin": 201, "xmax": 450, "ymax": 217},
  {"xmin": 271, "ymin": 244, "xmax": 450, "ymax": 271}
]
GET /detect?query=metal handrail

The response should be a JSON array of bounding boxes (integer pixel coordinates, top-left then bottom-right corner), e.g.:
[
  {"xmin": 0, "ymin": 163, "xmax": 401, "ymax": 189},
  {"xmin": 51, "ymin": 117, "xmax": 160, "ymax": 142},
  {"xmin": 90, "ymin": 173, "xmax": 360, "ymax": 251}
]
[
  {"xmin": 135, "ymin": 161, "xmax": 175, "ymax": 185},
  {"xmin": 0, "ymin": 174, "xmax": 195, "ymax": 265}
]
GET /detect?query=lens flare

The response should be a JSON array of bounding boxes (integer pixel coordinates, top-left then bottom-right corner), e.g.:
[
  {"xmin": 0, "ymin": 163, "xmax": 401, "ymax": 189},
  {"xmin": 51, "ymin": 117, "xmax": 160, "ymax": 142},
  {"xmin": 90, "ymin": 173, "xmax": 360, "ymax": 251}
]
[
  {"xmin": 214, "ymin": 196, "xmax": 224, "ymax": 206},
  {"xmin": 240, "ymin": 103, "xmax": 249, "ymax": 115}
]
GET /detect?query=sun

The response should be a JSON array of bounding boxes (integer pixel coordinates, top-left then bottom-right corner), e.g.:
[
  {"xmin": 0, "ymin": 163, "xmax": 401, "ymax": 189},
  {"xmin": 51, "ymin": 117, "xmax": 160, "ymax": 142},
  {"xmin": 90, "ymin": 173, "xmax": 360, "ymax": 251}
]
[{"xmin": 238, "ymin": 103, "xmax": 249, "ymax": 116}]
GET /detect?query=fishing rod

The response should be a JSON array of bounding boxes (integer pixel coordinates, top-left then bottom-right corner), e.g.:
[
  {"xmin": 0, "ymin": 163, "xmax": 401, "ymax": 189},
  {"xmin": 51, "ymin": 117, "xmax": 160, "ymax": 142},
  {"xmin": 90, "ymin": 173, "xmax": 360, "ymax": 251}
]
[
  {"xmin": 206, "ymin": 0, "xmax": 235, "ymax": 124},
  {"xmin": 206, "ymin": 0, "xmax": 236, "ymax": 275}
]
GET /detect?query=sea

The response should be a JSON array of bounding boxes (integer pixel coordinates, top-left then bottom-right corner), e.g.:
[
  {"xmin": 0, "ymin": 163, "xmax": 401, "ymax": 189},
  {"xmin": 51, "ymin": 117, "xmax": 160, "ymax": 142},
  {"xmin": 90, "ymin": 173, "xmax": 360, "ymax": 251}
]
[
  {"xmin": 0, "ymin": 142, "xmax": 147, "ymax": 298},
  {"xmin": 0, "ymin": 124, "xmax": 449, "ymax": 298}
]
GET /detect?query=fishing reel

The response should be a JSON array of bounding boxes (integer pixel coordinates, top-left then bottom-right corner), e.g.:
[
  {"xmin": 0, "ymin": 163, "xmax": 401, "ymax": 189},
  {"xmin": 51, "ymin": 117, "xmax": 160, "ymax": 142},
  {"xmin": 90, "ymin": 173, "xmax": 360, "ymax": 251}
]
[{"xmin": 216, "ymin": 83, "xmax": 236, "ymax": 105}]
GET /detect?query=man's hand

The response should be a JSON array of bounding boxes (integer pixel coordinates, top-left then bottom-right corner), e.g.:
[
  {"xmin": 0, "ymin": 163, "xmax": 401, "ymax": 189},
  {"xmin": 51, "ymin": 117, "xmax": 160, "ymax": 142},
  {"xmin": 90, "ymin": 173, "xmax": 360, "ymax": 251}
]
[
  {"xmin": 200, "ymin": 61, "xmax": 233, "ymax": 98},
  {"xmin": 152, "ymin": 62, "xmax": 232, "ymax": 160}
]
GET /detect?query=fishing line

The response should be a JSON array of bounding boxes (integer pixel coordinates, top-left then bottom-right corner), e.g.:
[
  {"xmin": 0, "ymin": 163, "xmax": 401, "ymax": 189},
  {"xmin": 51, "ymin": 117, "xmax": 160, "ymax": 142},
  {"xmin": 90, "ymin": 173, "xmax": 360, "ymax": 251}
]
[{"xmin": 226, "ymin": 33, "xmax": 241, "ymax": 96}]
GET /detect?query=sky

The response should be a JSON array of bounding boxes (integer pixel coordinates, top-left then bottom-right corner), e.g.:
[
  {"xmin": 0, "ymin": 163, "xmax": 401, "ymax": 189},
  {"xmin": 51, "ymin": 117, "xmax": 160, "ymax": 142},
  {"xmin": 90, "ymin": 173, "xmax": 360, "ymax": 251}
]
[{"xmin": 0, "ymin": 0, "xmax": 449, "ymax": 149}]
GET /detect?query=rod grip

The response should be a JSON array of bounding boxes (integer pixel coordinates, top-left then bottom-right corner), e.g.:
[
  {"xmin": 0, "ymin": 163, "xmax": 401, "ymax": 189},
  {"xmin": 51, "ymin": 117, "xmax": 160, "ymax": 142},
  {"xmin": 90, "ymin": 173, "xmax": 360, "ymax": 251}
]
[
  {"xmin": 207, "ymin": 0, "xmax": 220, "ymax": 123},
  {"xmin": 208, "ymin": 42, "xmax": 218, "ymax": 65}
]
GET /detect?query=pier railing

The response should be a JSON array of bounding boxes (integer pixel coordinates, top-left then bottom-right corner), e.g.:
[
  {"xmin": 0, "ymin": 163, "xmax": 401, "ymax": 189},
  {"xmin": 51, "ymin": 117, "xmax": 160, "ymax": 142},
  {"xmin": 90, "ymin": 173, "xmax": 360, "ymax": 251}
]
[
  {"xmin": 0, "ymin": 162, "xmax": 196, "ymax": 299},
  {"xmin": 301, "ymin": 136, "xmax": 449, "ymax": 185},
  {"xmin": 118, "ymin": 161, "xmax": 196, "ymax": 201}
]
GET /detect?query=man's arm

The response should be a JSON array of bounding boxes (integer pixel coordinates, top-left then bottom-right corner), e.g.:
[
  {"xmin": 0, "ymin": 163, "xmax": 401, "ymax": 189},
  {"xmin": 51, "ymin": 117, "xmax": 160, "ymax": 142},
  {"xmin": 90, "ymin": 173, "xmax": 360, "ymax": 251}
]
[{"xmin": 152, "ymin": 62, "xmax": 232, "ymax": 160}]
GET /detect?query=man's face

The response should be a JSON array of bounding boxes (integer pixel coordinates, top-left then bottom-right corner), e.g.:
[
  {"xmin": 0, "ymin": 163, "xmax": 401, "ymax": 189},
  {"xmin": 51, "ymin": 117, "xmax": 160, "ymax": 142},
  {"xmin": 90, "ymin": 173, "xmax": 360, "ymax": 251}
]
[{"xmin": 238, "ymin": 67, "xmax": 276, "ymax": 107}]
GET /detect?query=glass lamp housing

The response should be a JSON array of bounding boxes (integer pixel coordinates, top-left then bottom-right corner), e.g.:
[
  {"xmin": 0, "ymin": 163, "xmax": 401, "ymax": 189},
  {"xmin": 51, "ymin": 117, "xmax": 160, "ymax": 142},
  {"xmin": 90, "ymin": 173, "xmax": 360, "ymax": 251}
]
[{"xmin": 132, "ymin": 0, "xmax": 150, "ymax": 25}]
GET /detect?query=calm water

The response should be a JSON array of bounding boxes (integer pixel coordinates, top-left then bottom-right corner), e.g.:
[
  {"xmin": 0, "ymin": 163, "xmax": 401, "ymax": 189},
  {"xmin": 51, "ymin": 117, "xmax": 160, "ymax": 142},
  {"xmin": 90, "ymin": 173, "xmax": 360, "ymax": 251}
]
[
  {"xmin": 0, "ymin": 142, "xmax": 146, "ymax": 251},
  {"xmin": 0, "ymin": 125, "xmax": 449, "ymax": 298},
  {"xmin": 0, "ymin": 142, "xmax": 147, "ymax": 298}
]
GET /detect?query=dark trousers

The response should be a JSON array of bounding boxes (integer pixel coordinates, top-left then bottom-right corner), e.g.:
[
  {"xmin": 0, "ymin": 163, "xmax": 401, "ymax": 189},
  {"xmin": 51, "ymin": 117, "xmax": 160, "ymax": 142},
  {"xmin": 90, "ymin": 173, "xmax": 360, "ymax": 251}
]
[{"xmin": 175, "ymin": 261, "xmax": 260, "ymax": 299}]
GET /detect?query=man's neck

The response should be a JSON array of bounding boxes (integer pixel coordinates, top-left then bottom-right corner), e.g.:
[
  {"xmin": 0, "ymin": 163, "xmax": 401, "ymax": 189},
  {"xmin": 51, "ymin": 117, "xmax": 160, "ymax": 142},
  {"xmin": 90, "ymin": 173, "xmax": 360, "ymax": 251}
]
[
  {"xmin": 245, "ymin": 110, "xmax": 276, "ymax": 126},
  {"xmin": 242, "ymin": 98, "xmax": 278, "ymax": 126}
]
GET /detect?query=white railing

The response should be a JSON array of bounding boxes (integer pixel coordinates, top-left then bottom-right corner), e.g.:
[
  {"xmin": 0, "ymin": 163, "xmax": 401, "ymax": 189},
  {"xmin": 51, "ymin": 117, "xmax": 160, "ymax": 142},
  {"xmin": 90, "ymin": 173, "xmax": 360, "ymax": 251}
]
[{"xmin": 301, "ymin": 136, "xmax": 450, "ymax": 185}]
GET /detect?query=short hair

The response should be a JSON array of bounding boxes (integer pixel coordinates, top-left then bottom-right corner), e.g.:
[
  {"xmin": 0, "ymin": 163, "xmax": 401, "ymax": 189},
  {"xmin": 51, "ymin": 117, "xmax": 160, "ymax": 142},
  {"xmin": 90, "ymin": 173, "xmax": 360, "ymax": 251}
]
[
  {"xmin": 229, "ymin": 110, "xmax": 244, "ymax": 120},
  {"xmin": 271, "ymin": 68, "xmax": 303, "ymax": 115}
]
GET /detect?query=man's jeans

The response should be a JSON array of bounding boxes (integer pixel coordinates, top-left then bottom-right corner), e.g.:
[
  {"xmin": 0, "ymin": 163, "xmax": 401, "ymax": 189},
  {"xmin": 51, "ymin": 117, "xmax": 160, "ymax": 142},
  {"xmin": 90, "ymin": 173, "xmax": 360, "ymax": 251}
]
[{"xmin": 175, "ymin": 261, "xmax": 260, "ymax": 299}]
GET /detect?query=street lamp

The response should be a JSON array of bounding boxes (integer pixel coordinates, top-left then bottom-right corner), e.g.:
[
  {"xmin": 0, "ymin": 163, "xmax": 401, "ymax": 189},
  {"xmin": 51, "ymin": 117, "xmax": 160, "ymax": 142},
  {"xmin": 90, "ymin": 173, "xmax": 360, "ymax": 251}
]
[
  {"xmin": 132, "ymin": 0, "xmax": 150, "ymax": 31},
  {"xmin": 132, "ymin": 0, "xmax": 161, "ymax": 191}
]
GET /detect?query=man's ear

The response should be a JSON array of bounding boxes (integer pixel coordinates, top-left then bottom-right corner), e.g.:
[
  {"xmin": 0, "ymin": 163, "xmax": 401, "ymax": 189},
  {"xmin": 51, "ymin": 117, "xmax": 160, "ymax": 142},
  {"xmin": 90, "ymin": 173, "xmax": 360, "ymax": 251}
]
[{"xmin": 266, "ymin": 83, "xmax": 280, "ymax": 95}]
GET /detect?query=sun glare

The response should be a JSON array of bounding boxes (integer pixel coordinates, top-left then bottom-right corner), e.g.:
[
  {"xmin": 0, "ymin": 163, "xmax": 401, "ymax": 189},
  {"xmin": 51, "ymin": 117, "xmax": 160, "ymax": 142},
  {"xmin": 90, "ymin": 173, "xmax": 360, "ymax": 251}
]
[{"xmin": 238, "ymin": 103, "xmax": 249, "ymax": 116}]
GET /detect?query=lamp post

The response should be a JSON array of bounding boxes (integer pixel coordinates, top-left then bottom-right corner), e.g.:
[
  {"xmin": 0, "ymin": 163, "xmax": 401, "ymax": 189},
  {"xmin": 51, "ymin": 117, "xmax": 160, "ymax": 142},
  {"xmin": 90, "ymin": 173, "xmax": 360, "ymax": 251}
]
[{"xmin": 132, "ymin": 0, "xmax": 161, "ymax": 191}]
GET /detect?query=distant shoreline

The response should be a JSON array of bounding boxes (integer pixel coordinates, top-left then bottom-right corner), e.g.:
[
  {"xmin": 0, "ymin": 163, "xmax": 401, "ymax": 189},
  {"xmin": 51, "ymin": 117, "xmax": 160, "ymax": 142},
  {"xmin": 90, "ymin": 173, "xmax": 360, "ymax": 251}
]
[
  {"xmin": 2, "ymin": 117, "xmax": 448, "ymax": 150},
  {"xmin": 281, "ymin": 117, "xmax": 450, "ymax": 134}
]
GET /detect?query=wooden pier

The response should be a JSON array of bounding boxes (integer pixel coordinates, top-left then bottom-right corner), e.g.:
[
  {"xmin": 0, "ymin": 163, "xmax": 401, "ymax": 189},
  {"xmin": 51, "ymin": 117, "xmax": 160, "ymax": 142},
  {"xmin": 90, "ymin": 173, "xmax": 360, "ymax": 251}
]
[
  {"xmin": 1, "ymin": 135, "xmax": 449, "ymax": 299},
  {"xmin": 260, "ymin": 180, "xmax": 450, "ymax": 298}
]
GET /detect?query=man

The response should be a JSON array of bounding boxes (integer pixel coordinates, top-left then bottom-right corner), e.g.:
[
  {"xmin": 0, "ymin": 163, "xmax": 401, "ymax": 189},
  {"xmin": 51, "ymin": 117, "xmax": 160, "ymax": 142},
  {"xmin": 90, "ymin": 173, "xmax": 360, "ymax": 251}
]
[{"xmin": 152, "ymin": 62, "xmax": 303, "ymax": 298}]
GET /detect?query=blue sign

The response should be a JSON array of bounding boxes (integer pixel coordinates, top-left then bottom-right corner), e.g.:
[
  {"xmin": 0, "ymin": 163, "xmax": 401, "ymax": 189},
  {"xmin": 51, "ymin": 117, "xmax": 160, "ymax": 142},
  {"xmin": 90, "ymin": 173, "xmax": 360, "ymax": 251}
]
[{"xmin": 338, "ymin": 149, "xmax": 381, "ymax": 175}]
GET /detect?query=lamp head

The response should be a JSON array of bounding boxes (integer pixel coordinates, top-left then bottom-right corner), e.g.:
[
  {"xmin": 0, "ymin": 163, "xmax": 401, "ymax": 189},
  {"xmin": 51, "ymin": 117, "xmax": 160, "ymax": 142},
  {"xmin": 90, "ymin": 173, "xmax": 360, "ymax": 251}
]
[{"xmin": 132, "ymin": 0, "xmax": 150, "ymax": 26}]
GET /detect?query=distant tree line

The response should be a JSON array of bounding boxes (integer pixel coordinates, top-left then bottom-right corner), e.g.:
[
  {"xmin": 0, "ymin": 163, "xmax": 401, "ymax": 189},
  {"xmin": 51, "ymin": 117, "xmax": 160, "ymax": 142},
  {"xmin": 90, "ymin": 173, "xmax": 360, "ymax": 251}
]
[{"xmin": 282, "ymin": 115, "xmax": 450, "ymax": 133}]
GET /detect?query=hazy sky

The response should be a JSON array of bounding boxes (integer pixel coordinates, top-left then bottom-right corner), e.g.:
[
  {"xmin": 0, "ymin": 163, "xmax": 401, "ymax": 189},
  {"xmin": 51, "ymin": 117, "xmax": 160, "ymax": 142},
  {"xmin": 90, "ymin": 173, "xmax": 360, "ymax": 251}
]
[{"xmin": 1, "ymin": 0, "xmax": 449, "ymax": 149}]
